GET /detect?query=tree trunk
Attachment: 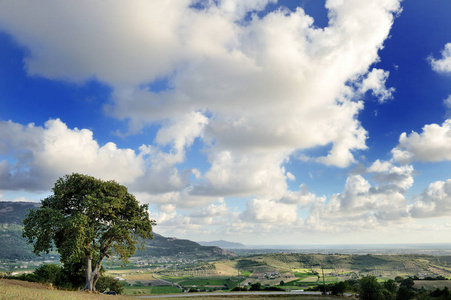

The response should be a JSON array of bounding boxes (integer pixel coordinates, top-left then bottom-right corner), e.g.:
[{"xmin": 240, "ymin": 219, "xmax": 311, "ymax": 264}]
[
  {"xmin": 84, "ymin": 254, "xmax": 94, "ymax": 291},
  {"xmin": 84, "ymin": 252, "xmax": 106, "ymax": 291}
]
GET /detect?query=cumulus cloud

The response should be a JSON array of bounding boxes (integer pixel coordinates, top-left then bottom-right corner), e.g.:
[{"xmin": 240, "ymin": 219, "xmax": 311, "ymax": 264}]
[
  {"xmin": 0, "ymin": 0, "xmax": 412, "ymax": 241},
  {"xmin": 241, "ymin": 198, "xmax": 298, "ymax": 224},
  {"xmin": 0, "ymin": 119, "xmax": 147, "ymax": 190},
  {"xmin": 0, "ymin": 1, "xmax": 402, "ymax": 201},
  {"xmin": 359, "ymin": 68, "xmax": 395, "ymax": 102},
  {"xmin": 410, "ymin": 179, "xmax": 451, "ymax": 218},
  {"xmin": 305, "ymin": 160, "xmax": 412, "ymax": 232},
  {"xmin": 429, "ymin": 43, "xmax": 451, "ymax": 73},
  {"xmin": 392, "ymin": 119, "xmax": 451, "ymax": 164}
]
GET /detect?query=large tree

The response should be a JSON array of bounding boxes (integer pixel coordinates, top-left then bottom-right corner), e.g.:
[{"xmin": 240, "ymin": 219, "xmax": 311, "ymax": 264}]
[{"xmin": 22, "ymin": 173, "xmax": 156, "ymax": 291}]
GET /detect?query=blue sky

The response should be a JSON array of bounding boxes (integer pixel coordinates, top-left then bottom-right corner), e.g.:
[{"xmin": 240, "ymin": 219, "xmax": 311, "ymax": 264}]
[{"xmin": 1, "ymin": 0, "xmax": 451, "ymax": 245}]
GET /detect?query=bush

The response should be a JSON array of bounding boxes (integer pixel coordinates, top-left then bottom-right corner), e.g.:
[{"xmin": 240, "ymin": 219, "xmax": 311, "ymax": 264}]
[
  {"xmin": 34, "ymin": 264, "xmax": 61, "ymax": 284},
  {"xmin": 330, "ymin": 281, "xmax": 348, "ymax": 296},
  {"xmin": 249, "ymin": 282, "xmax": 262, "ymax": 291},
  {"xmin": 96, "ymin": 276, "xmax": 124, "ymax": 294},
  {"xmin": 231, "ymin": 286, "xmax": 248, "ymax": 291},
  {"xmin": 16, "ymin": 273, "xmax": 40, "ymax": 282},
  {"xmin": 264, "ymin": 286, "xmax": 284, "ymax": 291}
]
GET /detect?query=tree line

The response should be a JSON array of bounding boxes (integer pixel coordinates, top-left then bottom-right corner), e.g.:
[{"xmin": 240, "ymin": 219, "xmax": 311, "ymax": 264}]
[{"xmin": 310, "ymin": 275, "xmax": 451, "ymax": 299}]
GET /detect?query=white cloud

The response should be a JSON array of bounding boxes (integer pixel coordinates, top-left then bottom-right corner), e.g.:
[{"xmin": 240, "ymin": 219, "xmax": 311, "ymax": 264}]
[
  {"xmin": 241, "ymin": 198, "xmax": 298, "ymax": 224},
  {"xmin": 359, "ymin": 68, "xmax": 395, "ymax": 102},
  {"xmin": 286, "ymin": 172, "xmax": 296, "ymax": 181},
  {"xmin": 367, "ymin": 159, "xmax": 392, "ymax": 173},
  {"xmin": 410, "ymin": 179, "xmax": 451, "ymax": 218},
  {"xmin": 0, "ymin": 0, "xmax": 415, "ymax": 241},
  {"xmin": 0, "ymin": 119, "xmax": 148, "ymax": 190},
  {"xmin": 305, "ymin": 160, "xmax": 412, "ymax": 232},
  {"xmin": 429, "ymin": 43, "xmax": 451, "ymax": 73},
  {"xmin": 0, "ymin": 1, "xmax": 402, "ymax": 196},
  {"xmin": 392, "ymin": 119, "xmax": 451, "ymax": 164},
  {"xmin": 192, "ymin": 151, "xmax": 289, "ymax": 199},
  {"xmin": 280, "ymin": 184, "xmax": 322, "ymax": 205},
  {"xmin": 444, "ymin": 95, "xmax": 451, "ymax": 109}
]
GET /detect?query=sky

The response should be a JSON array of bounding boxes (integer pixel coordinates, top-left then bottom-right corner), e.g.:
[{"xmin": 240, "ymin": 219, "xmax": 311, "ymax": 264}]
[{"xmin": 1, "ymin": 0, "xmax": 451, "ymax": 246}]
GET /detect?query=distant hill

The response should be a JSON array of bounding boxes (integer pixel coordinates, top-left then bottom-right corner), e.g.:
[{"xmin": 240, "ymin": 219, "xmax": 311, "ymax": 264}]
[
  {"xmin": 198, "ymin": 240, "xmax": 245, "ymax": 248},
  {"xmin": 0, "ymin": 202, "xmax": 234, "ymax": 261},
  {"xmin": 0, "ymin": 202, "xmax": 43, "ymax": 260},
  {"xmin": 0, "ymin": 201, "xmax": 40, "ymax": 225},
  {"xmin": 137, "ymin": 233, "xmax": 236, "ymax": 260}
]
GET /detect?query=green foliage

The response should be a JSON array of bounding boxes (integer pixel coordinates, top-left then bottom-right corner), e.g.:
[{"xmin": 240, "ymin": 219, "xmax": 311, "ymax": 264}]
[
  {"xmin": 330, "ymin": 281, "xmax": 348, "ymax": 296},
  {"xmin": 249, "ymin": 282, "xmax": 262, "ymax": 291},
  {"xmin": 15, "ymin": 272, "xmax": 40, "ymax": 282},
  {"xmin": 383, "ymin": 279, "xmax": 398, "ymax": 300},
  {"xmin": 96, "ymin": 276, "xmax": 124, "ymax": 294},
  {"xmin": 396, "ymin": 286, "xmax": 415, "ymax": 300},
  {"xmin": 400, "ymin": 278, "xmax": 415, "ymax": 289},
  {"xmin": 58, "ymin": 260, "xmax": 86, "ymax": 289},
  {"xmin": 22, "ymin": 173, "xmax": 156, "ymax": 291},
  {"xmin": 359, "ymin": 275, "xmax": 384, "ymax": 300},
  {"xmin": 34, "ymin": 264, "xmax": 61, "ymax": 284},
  {"xmin": 264, "ymin": 286, "xmax": 284, "ymax": 291},
  {"xmin": 384, "ymin": 279, "xmax": 398, "ymax": 294},
  {"xmin": 231, "ymin": 286, "xmax": 248, "ymax": 291}
]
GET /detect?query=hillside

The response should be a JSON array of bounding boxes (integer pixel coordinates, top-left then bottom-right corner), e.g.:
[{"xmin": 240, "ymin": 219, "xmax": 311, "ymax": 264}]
[
  {"xmin": 136, "ymin": 233, "xmax": 236, "ymax": 260},
  {"xmin": 0, "ymin": 202, "xmax": 44, "ymax": 260},
  {"xmin": 0, "ymin": 201, "xmax": 40, "ymax": 224},
  {"xmin": 227, "ymin": 253, "xmax": 451, "ymax": 279},
  {"xmin": 0, "ymin": 201, "xmax": 233, "ymax": 261},
  {"xmin": 198, "ymin": 240, "xmax": 245, "ymax": 248}
]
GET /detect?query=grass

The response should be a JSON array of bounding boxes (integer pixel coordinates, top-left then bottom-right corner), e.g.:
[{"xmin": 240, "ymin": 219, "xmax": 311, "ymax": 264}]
[
  {"xmin": 0, "ymin": 279, "xmax": 131, "ymax": 300},
  {"xmin": 178, "ymin": 277, "xmax": 231, "ymax": 286},
  {"xmin": 294, "ymin": 272, "xmax": 316, "ymax": 280},
  {"xmin": 152, "ymin": 297, "xmax": 340, "ymax": 300},
  {"xmin": 0, "ymin": 278, "xmax": 342, "ymax": 300},
  {"xmin": 122, "ymin": 285, "xmax": 182, "ymax": 295},
  {"xmin": 413, "ymin": 280, "xmax": 451, "ymax": 290}
]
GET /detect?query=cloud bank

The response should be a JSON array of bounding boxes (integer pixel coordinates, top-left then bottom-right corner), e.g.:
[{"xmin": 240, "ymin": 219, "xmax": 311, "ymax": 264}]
[{"xmin": 5, "ymin": 0, "xmax": 450, "ymax": 243}]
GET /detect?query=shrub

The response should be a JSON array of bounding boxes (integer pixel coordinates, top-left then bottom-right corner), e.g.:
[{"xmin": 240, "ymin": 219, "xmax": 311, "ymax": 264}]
[
  {"xmin": 34, "ymin": 264, "xmax": 61, "ymax": 284},
  {"xmin": 96, "ymin": 276, "xmax": 124, "ymax": 294}
]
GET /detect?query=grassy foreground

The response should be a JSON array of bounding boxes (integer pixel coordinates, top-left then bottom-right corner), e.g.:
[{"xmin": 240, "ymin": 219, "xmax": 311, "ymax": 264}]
[
  {"xmin": 0, "ymin": 279, "xmax": 132, "ymax": 300},
  {"xmin": 0, "ymin": 278, "xmax": 343, "ymax": 300}
]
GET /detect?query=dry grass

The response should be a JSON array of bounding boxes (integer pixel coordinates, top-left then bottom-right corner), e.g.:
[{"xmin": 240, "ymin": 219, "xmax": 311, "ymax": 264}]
[
  {"xmin": 214, "ymin": 262, "xmax": 239, "ymax": 276},
  {"xmin": 0, "ymin": 279, "xmax": 132, "ymax": 300},
  {"xmin": 0, "ymin": 278, "xmax": 346, "ymax": 300}
]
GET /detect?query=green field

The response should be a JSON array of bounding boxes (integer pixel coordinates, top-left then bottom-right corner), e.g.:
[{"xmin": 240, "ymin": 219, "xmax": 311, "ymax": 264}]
[
  {"xmin": 123, "ymin": 285, "xmax": 182, "ymax": 295},
  {"xmin": 107, "ymin": 253, "xmax": 451, "ymax": 295}
]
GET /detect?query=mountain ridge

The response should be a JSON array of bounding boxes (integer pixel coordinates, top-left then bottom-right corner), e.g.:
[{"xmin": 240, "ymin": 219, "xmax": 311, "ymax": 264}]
[
  {"xmin": 198, "ymin": 240, "xmax": 245, "ymax": 248},
  {"xmin": 0, "ymin": 201, "xmax": 234, "ymax": 261}
]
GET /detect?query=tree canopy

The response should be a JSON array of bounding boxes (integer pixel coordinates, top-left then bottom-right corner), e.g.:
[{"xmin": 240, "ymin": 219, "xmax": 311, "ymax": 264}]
[{"xmin": 22, "ymin": 173, "xmax": 156, "ymax": 291}]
